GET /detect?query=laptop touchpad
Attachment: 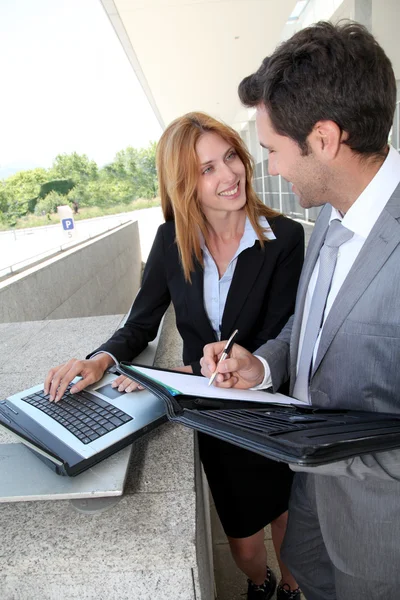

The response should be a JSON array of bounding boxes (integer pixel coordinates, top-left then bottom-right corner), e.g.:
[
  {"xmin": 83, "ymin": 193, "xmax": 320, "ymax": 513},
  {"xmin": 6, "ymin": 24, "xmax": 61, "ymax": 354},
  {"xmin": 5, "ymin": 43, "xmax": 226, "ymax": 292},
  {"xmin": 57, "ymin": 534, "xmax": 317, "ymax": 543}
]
[{"xmin": 95, "ymin": 384, "xmax": 124, "ymax": 400}]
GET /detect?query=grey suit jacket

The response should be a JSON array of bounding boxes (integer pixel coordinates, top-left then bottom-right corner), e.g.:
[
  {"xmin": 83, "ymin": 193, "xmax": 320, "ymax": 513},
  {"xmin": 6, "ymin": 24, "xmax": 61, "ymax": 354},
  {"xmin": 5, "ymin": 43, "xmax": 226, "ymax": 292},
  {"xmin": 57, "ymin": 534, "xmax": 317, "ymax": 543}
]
[{"xmin": 257, "ymin": 183, "xmax": 400, "ymax": 579}]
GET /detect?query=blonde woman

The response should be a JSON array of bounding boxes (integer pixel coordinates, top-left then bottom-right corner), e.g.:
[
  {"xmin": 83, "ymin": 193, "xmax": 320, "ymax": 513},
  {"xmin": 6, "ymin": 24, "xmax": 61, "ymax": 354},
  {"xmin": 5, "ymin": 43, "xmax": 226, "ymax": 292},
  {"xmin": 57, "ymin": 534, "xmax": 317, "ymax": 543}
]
[{"xmin": 45, "ymin": 112, "xmax": 304, "ymax": 600}]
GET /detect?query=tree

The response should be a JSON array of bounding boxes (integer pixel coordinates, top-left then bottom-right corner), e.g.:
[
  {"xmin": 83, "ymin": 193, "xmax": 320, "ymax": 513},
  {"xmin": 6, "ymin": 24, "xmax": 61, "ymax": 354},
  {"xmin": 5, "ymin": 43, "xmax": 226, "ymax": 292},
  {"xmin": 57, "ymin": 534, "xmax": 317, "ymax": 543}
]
[
  {"xmin": 38, "ymin": 179, "xmax": 75, "ymax": 199},
  {"xmin": 50, "ymin": 152, "xmax": 98, "ymax": 183},
  {"xmin": 0, "ymin": 182, "xmax": 8, "ymax": 225},
  {"xmin": 0, "ymin": 141, "xmax": 159, "ymax": 227},
  {"xmin": 102, "ymin": 142, "xmax": 158, "ymax": 200},
  {"xmin": 135, "ymin": 141, "xmax": 158, "ymax": 199},
  {"xmin": 106, "ymin": 147, "xmax": 137, "ymax": 181},
  {"xmin": 69, "ymin": 176, "xmax": 135, "ymax": 208},
  {"xmin": 35, "ymin": 191, "xmax": 65, "ymax": 216},
  {"xmin": 3, "ymin": 168, "xmax": 48, "ymax": 222}
]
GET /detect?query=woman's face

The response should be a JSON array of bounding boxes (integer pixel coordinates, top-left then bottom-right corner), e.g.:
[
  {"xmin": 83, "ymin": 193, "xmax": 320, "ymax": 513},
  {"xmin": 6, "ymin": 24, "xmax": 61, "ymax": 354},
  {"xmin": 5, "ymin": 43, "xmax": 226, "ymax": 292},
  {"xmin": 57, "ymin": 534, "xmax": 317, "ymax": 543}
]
[{"xmin": 195, "ymin": 132, "xmax": 246, "ymax": 217}]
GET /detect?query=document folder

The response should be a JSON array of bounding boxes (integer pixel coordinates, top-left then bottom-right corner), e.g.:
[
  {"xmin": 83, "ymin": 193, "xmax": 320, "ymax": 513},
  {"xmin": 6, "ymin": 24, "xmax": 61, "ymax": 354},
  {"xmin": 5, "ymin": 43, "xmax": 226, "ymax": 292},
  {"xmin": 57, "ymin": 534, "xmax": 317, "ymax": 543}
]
[{"xmin": 118, "ymin": 363, "xmax": 400, "ymax": 466}]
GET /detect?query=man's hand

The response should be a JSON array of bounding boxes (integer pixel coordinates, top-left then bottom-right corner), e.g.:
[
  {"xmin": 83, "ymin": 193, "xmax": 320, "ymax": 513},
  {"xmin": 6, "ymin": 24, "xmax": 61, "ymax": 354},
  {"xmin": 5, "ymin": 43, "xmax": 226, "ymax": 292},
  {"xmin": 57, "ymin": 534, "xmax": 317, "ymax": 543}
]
[
  {"xmin": 44, "ymin": 353, "xmax": 114, "ymax": 402},
  {"xmin": 200, "ymin": 341, "xmax": 265, "ymax": 389}
]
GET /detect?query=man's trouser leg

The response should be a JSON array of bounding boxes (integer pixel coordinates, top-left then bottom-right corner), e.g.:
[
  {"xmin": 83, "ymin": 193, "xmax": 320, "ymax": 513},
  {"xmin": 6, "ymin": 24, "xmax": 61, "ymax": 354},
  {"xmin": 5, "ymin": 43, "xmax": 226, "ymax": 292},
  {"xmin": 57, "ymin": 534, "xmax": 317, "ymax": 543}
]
[{"xmin": 281, "ymin": 473, "xmax": 336, "ymax": 600}]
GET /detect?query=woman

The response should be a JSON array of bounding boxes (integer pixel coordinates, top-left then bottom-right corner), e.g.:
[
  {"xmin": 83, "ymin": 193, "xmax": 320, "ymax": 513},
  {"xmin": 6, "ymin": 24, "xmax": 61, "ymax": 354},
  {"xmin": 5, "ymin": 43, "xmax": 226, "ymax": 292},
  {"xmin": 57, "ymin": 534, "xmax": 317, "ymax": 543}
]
[{"xmin": 45, "ymin": 112, "xmax": 304, "ymax": 600}]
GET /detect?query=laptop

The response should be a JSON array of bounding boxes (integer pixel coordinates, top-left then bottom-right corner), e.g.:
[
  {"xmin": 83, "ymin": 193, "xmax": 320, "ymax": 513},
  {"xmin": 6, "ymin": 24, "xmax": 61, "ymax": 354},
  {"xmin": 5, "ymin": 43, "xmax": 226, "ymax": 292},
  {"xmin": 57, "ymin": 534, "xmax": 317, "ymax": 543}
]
[{"xmin": 0, "ymin": 371, "xmax": 167, "ymax": 476}]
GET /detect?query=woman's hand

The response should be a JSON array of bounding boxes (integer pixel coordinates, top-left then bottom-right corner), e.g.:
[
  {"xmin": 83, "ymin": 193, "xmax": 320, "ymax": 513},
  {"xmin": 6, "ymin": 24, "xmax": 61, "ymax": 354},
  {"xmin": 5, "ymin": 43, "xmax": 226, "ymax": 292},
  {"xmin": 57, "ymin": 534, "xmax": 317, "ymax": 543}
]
[
  {"xmin": 111, "ymin": 375, "xmax": 145, "ymax": 392},
  {"xmin": 174, "ymin": 365, "xmax": 194, "ymax": 374},
  {"xmin": 111, "ymin": 364, "xmax": 194, "ymax": 393},
  {"xmin": 44, "ymin": 353, "xmax": 114, "ymax": 402}
]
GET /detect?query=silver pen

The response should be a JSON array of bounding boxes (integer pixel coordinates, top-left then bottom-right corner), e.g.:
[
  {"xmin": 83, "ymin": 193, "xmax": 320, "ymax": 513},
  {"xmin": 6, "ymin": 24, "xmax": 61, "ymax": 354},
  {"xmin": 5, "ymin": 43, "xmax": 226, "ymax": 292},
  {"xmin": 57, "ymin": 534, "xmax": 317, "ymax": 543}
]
[{"xmin": 208, "ymin": 329, "xmax": 239, "ymax": 386}]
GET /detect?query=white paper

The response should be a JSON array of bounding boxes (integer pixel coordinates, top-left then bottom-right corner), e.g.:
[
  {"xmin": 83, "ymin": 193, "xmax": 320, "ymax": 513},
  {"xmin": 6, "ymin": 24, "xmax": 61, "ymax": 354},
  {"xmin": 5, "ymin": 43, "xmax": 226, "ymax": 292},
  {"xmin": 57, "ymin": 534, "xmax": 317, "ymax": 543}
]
[{"xmin": 125, "ymin": 365, "xmax": 307, "ymax": 406}]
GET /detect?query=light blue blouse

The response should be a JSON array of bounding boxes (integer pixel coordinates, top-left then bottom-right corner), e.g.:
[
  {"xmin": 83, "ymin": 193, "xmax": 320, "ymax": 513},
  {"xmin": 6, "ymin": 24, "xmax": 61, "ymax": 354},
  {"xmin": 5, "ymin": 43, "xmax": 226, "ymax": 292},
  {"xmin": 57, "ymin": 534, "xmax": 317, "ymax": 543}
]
[{"xmin": 201, "ymin": 217, "xmax": 276, "ymax": 339}]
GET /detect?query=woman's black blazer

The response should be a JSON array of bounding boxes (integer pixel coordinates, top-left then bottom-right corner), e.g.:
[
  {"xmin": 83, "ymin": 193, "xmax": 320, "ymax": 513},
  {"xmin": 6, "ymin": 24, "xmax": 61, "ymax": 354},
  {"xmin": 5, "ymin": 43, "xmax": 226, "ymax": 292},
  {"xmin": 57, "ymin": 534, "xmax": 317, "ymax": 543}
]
[{"xmin": 92, "ymin": 215, "xmax": 304, "ymax": 375}]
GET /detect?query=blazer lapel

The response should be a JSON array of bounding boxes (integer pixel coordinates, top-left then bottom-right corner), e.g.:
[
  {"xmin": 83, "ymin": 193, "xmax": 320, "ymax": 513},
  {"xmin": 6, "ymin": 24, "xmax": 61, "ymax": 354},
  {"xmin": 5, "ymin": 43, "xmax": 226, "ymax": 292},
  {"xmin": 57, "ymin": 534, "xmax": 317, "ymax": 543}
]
[
  {"xmin": 220, "ymin": 242, "xmax": 265, "ymax": 338},
  {"xmin": 312, "ymin": 197, "xmax": 400, "ymax": 375},
  {"xmin": 185, "ymin": 259, "xmax": 217, "ymax": 342}
]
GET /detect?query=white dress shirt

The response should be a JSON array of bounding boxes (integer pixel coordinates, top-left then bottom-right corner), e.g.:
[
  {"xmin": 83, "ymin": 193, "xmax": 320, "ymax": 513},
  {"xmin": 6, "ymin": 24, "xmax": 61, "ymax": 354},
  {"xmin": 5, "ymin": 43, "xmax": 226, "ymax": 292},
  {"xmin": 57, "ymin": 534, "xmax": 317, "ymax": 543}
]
[{"xmin": 255, "ymin": 146, "xmax": 400, "ymax": 391}]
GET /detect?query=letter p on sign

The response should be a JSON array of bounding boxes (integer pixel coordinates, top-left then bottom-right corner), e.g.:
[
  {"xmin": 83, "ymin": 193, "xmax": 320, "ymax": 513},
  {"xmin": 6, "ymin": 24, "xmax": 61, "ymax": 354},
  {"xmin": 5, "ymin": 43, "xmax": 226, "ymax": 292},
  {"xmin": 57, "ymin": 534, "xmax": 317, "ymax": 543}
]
[{"xmin": 62, "ymin": 218, "xmax": 74, "ymax": 230}]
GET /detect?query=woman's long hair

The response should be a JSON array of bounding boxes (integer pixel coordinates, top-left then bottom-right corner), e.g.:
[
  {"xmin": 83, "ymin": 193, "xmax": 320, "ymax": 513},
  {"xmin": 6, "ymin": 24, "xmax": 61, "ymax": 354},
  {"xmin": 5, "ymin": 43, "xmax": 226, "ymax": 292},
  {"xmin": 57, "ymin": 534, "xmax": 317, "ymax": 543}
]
[{"xmin": 156, "ymin": 111, "xmax": 280, "ymax": 282}]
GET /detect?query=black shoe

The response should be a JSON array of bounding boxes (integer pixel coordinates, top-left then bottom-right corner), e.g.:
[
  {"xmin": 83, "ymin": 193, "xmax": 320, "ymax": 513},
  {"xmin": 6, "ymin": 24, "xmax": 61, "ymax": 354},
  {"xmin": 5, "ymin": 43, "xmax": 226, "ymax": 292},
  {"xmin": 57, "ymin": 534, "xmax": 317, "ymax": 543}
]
[
  {"xmin": 276, "ymin": 583, "xmax": 301, "ymax": 600},
  {"xmin": 247, "ymin": 567, "xmax": 277, "ymax": 600}
]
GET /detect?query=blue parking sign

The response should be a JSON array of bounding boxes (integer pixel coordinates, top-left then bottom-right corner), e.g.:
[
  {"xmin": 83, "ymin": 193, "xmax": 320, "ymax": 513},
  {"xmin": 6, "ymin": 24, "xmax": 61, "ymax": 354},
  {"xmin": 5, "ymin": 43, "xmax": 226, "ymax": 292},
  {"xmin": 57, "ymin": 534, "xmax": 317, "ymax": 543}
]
[{"xmin": 61, "ymin": 218, "xmax": 75, "ymax": 231}]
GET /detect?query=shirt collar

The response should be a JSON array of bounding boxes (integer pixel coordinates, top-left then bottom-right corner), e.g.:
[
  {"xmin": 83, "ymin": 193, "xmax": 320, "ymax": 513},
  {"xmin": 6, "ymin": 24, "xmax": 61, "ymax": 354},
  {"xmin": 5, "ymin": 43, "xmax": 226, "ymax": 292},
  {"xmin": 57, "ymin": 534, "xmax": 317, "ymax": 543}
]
[
  {"xmin": 199, "ymin": 215, "xmax": 275, "ymax": 253},
  {"xmin": 330, "ymin": 146, "xmax": 400, "ymax": 238}
]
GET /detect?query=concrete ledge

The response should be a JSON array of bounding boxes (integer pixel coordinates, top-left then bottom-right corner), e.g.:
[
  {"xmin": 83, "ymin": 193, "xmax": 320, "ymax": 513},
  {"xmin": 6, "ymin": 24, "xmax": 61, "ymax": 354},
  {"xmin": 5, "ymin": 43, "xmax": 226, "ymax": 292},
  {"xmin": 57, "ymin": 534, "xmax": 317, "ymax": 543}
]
[
  {"xmin": 0, "ymin": 221, "xmax": 142, "ymax": 323},
  {"xmin": 0, "ymin": 312, "xmax": 213, "ymax": 599}
]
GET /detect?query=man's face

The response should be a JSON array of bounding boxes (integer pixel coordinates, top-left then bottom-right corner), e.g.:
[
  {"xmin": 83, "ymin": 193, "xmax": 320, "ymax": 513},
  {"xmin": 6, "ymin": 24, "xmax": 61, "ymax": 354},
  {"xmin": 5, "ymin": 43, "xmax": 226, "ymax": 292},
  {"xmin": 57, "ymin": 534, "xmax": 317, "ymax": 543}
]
[{"xmin": 255, "ymin": 105, "xmax": 329, "ymax": 209}]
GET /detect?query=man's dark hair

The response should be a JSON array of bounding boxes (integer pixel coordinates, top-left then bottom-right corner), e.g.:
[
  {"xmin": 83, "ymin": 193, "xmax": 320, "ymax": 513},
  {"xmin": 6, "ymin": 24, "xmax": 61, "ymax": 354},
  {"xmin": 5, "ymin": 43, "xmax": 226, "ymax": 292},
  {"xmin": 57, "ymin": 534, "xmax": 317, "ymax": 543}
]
[{"xmin": 238, "ymin": 21, "xmax": 397, "ymax": 156}]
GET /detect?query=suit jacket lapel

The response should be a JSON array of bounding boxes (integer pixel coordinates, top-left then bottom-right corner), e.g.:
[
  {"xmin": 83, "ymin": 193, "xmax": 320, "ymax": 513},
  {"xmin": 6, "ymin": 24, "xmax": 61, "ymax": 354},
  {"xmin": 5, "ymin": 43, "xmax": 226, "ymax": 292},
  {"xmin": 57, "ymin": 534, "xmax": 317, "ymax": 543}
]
[
  {"xmin": 312, "ymin": 196, "xmax": 400, "ymax": 375},
  {"xmin": 220, "ymin": 242, "xmax": 265, "ymax": 338},
  {"xmin": 185, "ymin": 259, "xmax": 217, "ymax": 342}
]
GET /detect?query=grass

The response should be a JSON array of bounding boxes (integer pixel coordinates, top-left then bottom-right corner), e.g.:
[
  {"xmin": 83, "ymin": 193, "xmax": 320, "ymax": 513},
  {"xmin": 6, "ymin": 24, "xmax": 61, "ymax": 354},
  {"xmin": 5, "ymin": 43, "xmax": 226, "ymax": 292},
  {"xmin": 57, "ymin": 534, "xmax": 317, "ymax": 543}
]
[{"xmin": 0, "ymin": 198, "xmax": 161, "ymax": 231}]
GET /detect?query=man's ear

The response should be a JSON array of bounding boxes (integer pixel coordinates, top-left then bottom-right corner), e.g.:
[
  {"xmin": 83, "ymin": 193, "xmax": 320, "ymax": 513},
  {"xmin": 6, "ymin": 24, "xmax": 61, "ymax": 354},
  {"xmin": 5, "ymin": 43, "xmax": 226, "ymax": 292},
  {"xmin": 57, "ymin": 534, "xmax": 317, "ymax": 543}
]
[{"xmin": 308, "ymin": 120, "xmax": 345, "ymax": 160}]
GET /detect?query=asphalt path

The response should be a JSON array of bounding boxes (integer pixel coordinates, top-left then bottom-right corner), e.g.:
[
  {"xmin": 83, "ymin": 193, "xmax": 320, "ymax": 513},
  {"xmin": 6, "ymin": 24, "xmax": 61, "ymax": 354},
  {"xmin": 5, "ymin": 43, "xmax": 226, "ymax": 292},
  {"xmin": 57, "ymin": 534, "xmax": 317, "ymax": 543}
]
[{"xmin": 0, "ymin": 206, "xmax": 164, "ymax": 277}]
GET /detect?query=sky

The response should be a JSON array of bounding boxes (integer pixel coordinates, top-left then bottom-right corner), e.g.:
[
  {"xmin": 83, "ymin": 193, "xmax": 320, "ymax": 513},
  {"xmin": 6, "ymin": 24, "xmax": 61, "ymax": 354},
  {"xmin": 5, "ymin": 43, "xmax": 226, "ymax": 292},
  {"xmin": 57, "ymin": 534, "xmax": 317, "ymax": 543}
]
[{"xmin": 0, "ymin": 0, "xmax": 163, "ymax": 175}]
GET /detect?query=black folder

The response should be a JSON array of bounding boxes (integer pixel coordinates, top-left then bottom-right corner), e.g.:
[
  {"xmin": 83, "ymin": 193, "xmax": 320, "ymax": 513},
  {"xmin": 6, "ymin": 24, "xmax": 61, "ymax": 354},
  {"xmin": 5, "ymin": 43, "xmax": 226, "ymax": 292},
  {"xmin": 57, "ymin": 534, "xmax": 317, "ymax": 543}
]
[{"xmin": 118, "ymin": 362, "xmax": 400, "ymax": 466}]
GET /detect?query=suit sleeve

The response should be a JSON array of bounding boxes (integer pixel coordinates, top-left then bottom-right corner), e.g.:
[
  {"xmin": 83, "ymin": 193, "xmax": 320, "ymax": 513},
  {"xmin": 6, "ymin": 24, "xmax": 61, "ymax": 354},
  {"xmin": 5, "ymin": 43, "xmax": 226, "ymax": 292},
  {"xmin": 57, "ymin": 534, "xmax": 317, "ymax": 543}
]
[
  {"xmin": 88, "ymin": 225, "xmax": 171, "ymax": 363},
  {"xmin": 290, "ymin": 449, "xmax": 400, "ymax": 482},
  {"xmin": 256, "ymin": 316, "xmax": 294, "ymax": 391}
]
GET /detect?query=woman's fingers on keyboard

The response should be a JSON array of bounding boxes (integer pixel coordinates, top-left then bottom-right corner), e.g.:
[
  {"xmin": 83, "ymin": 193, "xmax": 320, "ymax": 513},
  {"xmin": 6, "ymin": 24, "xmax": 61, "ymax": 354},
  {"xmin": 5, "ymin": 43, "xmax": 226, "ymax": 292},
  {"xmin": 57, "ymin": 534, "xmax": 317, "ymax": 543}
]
[
  {"xmin": 45, "ymin": 362, "xmax": 70, "ymax": 402},
  {"xmin": 111, "ymin": 375, "xmax": 144, "ymax": 392},
  {"xmin": 46, "ymin": 359, "xmax": 85, "ymax": 402}
]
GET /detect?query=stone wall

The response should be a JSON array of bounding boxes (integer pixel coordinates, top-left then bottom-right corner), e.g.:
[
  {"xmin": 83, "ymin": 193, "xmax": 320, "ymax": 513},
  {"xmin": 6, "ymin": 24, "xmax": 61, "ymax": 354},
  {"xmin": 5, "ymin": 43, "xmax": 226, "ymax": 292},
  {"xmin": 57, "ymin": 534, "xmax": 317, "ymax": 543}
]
[{"xmin": 0, "ymin": 221, "xmax": 141, "ymax": 323}]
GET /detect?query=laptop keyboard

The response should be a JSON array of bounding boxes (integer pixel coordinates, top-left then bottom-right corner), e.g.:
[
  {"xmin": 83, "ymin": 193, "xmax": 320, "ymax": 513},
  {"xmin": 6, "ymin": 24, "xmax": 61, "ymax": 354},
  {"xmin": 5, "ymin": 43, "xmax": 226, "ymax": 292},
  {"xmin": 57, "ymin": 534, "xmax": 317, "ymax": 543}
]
[{"xmin": 21, "ymin": 385, "xmax": 132, "ymax": 444}]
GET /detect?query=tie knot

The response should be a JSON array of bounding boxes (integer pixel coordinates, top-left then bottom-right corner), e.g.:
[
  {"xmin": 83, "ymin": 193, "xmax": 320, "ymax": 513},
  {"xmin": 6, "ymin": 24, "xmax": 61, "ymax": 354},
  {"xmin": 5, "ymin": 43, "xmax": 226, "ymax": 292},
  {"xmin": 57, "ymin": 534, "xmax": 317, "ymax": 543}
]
[{"xmin": 324, "ymin": 219, "xmax": 353, "ymax": 248}]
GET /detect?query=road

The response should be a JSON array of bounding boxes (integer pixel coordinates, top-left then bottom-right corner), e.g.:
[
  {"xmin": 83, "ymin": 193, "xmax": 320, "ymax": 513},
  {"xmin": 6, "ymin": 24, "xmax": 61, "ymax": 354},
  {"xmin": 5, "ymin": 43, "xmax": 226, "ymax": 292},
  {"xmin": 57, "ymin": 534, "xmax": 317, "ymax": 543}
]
[{"xmin": 0, "ymin": 206, "xmax": 164, "ymax": 278}]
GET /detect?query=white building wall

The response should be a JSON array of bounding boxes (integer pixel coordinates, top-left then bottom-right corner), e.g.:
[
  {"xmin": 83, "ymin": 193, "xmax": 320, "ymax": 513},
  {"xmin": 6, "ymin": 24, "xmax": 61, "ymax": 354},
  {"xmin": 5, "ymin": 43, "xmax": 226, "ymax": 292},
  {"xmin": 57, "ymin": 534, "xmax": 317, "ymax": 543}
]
[{"xmin": 372, "ymin": 0, "xmax": 400, "ymax": 79}]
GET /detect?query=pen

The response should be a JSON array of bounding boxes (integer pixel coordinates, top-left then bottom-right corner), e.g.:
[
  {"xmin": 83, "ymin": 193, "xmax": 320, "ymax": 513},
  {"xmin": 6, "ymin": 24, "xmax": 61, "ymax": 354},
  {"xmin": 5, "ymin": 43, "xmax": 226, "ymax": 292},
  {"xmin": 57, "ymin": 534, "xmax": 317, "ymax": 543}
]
[{"xmin": 208, "ymin": 329, "xmax": 239, "ymax": 386}]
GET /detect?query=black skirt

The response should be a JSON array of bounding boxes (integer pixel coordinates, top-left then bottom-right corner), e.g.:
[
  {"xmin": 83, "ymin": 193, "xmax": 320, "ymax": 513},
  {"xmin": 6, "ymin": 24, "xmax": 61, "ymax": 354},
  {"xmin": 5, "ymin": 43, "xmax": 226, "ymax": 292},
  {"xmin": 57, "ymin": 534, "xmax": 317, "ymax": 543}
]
[{"xmin": 198, "ymin": 431, "xmax": 294, "ymax": 539}]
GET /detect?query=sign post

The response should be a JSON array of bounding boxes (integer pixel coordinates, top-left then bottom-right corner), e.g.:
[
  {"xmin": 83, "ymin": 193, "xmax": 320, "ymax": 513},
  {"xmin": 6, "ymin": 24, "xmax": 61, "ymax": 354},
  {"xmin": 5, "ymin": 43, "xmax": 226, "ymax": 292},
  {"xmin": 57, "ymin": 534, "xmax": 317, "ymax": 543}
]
[{"xmin": 57, "ymin": 205, "xmax": 76, "ymax": 241}]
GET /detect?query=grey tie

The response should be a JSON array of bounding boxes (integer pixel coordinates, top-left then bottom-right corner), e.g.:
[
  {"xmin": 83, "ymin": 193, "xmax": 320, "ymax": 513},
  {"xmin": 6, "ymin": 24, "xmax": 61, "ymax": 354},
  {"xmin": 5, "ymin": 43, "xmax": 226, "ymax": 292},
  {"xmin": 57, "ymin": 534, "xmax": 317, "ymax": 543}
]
[{"xmin": 293, "ymin": 219, "xmax": 354, "ymax": 402}]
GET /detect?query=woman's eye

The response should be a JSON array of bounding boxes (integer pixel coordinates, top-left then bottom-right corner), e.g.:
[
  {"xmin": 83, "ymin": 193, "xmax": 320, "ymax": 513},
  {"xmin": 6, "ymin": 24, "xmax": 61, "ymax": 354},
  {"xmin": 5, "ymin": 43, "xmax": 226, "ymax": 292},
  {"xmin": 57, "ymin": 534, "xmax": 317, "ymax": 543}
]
[
  {"xmin": 226, "ymin": 151, "xmax": 237, "ymax": 161},
  {"xmin": 202, "ymin": 166, "xmax": 213, "ymax": 175}
]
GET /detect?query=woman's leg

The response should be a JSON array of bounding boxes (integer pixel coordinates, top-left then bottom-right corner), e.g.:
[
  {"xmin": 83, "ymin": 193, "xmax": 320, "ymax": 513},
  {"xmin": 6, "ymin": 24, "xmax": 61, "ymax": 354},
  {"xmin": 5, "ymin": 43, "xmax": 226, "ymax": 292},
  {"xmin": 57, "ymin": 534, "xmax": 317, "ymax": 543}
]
[
  {"xmin": 227, "ymin": 529, "xmax": 267, "ymax": 584},
  {"xmin": 271, "ymin": 511, "xmax": 299, "ymax": 590}
]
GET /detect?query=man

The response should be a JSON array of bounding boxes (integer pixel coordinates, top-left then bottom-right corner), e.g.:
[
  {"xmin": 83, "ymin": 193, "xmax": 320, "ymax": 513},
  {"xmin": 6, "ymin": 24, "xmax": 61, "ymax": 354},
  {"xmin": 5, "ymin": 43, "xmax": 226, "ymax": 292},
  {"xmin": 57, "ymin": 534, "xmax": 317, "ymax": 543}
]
[{"xmin": 200, "ymin": 22, "xmax": 400, "ymax": 600}]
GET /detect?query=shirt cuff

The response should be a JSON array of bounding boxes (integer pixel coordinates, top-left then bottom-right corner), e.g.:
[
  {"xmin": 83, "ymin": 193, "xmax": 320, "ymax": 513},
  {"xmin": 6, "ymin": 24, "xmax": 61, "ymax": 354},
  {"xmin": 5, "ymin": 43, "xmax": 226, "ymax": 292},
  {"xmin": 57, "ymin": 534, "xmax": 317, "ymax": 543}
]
[
  {"xmin": 90, "ymin": 351, "xmax": 118, "ymax": 370},
  {"xmin": 250, "ymin": 355, "xmax": 273, "ymax": 390}
]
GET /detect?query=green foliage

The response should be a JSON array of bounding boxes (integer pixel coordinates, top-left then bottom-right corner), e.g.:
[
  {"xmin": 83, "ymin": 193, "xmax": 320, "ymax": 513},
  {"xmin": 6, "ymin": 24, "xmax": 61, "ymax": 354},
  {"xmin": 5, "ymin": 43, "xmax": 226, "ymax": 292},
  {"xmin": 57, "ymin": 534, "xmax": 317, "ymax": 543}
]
[
  {"xmin": 0, "ymin": 198, "xmax": 161, "ymax": 231},
  {"xmin": 2, "ymin": 168, "xmax": 48, "ymax": 223},
  {"xmin": 0, "ymin": 142, "xmax": 158, "ymax": 228},
  {"xmin": 103, "ymin": 142, "xmax": 158, "ymax": 200},
  {"xmin": 39, "ymin": 179, "xmax": 75, "ymax": 199},
  {"xmin": 134, "ymin": 142, "xmax": 158, "ymax": 199},
  {"xmin": 35, "ymin": 191, "xmax": 65, "ymax": 215},
  {"xmin": 0, "ymin": 184, "xmax": 9, "ymax": 226},
  {"xmin": 49, "ymin": 152, "xmax": 98, "ymax": 182},
  {"xmin": 107, "ymin": 147, "xmax": 137, "ymax": 180}
]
